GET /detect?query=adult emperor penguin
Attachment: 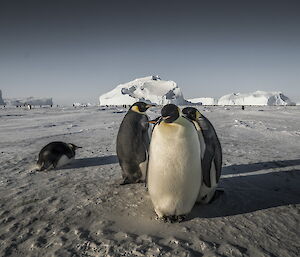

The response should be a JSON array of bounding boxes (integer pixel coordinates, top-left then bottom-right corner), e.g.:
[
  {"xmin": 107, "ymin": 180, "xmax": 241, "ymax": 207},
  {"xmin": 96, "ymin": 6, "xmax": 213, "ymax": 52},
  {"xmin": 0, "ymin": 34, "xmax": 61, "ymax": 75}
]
[
  {"xmin": 116, "ymin": 101, "xmax": 154, "ymax": 185},
  {"xmin": 36, "ymin": 141, "xmax": 81, "ymax": 171},
  {"xmin": 182, "ymin": 107, "xmax": 222, "ymax": 204},
  {"xmin": 147, "ymin": 104, "xmax": 202, "ymax": 222}
]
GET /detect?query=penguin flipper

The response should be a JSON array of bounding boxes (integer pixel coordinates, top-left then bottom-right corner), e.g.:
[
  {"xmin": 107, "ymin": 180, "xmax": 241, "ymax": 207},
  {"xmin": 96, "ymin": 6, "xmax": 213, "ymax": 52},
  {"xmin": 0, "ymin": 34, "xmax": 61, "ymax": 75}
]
[
  {"xmin": 202, "ymin": 149, "xmax": 214, "ymax": 188},
  {"xmin": 214, "ymin": 145, "xmax": 222, "ymax": 183}
]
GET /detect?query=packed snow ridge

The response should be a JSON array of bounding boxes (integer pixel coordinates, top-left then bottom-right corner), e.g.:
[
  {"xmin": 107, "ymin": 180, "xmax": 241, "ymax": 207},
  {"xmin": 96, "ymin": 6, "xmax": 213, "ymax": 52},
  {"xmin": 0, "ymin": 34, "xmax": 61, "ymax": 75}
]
[{"xmin": 99, "ymin": 75, "xmax": 188, "ymax": 106}]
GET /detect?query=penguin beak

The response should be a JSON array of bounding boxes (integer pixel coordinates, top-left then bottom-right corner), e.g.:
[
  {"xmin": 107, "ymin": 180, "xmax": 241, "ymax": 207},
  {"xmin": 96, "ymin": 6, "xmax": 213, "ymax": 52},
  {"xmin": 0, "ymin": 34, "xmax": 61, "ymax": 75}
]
[
  {"xmin": 146, "ymin": 104, "xmax": 156, "ymax": 109},
  {"xmin": 75, "ymin": 145, "xmax": 82, "ymax": 149},
  {"xmin": 148, "ymin": 116, "xmax": 162, "ymax": 124}
]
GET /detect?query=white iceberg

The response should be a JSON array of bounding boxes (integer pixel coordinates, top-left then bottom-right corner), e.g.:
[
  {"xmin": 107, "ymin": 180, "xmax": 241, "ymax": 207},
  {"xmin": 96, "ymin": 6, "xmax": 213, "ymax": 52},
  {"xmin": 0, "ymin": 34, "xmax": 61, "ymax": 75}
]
[
  {"xmin": 218, "ymin": 91, "xmax": 295, "ymax": 106},
  {"xmin": 188, "ymin": 97, "xmax": 218, "ymax": 105},
  {"xmin": 99, "ymin": 76, "xmax": 188, "ymax": 106}
]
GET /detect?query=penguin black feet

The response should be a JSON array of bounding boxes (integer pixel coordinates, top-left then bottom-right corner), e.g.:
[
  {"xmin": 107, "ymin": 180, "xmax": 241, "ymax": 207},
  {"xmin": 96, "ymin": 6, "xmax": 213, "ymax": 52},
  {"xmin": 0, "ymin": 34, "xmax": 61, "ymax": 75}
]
[
  {"xmin": 161, "ymin": 215, "xmax": 186, "ymax": 223},
  {"xmin": 119, "ymin": 177, "xmax": 144, "ymax": 185},
  {"xmin": 208, "ymin": 188, "xmax": 225, "ymax": 204}
]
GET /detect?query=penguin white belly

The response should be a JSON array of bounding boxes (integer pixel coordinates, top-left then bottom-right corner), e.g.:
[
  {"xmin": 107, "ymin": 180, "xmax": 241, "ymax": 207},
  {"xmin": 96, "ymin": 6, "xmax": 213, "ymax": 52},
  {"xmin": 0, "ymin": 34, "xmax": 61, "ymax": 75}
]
[
  {"xmin": 148, "ymin": 118, "xmax": 202, "ymax": 217},
  {"xmin": 56, "ymin": 155, "xmax": 74, "ymax": 168}
]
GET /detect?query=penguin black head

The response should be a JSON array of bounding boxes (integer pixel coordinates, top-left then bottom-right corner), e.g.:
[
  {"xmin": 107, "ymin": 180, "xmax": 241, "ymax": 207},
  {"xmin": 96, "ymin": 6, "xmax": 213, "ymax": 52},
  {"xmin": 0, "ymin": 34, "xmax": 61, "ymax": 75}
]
[
  {"xmin": 182, "ymin": 107, "xmax": 201, "ymax": 121},
  {"xmin": 161, "ymin": 104, "xmax": 180, "ymax": 123},
  {"xmin": 130, "ymin": 102, "xmax": 155, "ymax": 113}
]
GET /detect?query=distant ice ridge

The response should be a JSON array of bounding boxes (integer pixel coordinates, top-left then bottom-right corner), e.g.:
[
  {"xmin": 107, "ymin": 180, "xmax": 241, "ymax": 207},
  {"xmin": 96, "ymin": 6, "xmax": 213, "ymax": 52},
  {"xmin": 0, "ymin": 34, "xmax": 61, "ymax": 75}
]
[
  {"xmin": 4, "ymin": 97, "xmax": 53, "ymax": 106},
  {"xmin": 99, "ymin": 75, "xmax": 188, "ymax": 106},
  {"xmin": 218, "ymin": 91, "xmax": 295, "ymax": 106},
  {"xmin": 188, "ymin": 97, "xmax": 218, "ymax": 105},
  {"xmin": 73, "ymin": 102, "xmax": 93, "ymax": 107},
  {"xmin": 0, "ymin": 90, "xmax": 5, "ymax": 105}
]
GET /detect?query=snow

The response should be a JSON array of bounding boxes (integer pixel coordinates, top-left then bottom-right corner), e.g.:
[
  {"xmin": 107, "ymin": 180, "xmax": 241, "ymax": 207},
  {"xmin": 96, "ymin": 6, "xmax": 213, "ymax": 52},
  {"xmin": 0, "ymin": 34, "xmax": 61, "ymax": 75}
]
[
  {"xmin": 188, "ymin": 97, "xmax": 218, "ymax": 105},
  {"xmin": 0, "ymin": 90, "xmax": 5, "ymax": 105},
  {"xmin": 99, "ymin": 76, "xmax": 188, "ymax": 106},
  {"xmin": 73, "ymin": 102, "xmax": 93, "ymax": 107},
  {"xmin": 4, "ymin": 97, "xmax": 53, "ymax": 106},
  {"xmin": 0, "ymin": 105, "xmax": 299, "ymax": 256},
  {"xmin": 218, "ymin": 91, "xmax": 295, "ymax": 106}
]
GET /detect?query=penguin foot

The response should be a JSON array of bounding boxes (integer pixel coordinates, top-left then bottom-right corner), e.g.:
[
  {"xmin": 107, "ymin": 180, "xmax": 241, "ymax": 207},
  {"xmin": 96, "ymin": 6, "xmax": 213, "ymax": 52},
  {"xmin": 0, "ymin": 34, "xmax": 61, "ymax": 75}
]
[
  {"xmin": 120, "ymin": 177, "xmax": 144, "ymax": 185},
  {"xmin": 208, "ymin": 189, "xmax": 225, "ymax": 204},
  {"xmin": 161, "ymin": 215, "xmax": 186, "ymax": 223}
]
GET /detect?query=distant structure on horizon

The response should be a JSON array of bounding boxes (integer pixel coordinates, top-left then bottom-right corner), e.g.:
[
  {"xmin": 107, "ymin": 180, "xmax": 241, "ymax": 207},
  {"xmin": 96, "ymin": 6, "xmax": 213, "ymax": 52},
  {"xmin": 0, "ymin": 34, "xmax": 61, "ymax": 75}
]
[
  {"xmin": 3, "ymin": 96, "xmax": 53, "ymax": 107},
  {"xmin": 0, "ymin": 90, "xmax": 6, "ymax": 105}
]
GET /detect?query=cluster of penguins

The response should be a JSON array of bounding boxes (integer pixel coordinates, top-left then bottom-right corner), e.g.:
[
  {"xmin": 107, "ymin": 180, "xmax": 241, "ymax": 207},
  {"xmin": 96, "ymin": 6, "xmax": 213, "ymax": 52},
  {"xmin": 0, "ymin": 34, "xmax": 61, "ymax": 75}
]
[
  {"xmin": 36, "ymin": 102, "xmax": 222, "ymax": 222},
  {"xmin": 117, "ymin": 102, "xmax": 222, "ymax": 222}
]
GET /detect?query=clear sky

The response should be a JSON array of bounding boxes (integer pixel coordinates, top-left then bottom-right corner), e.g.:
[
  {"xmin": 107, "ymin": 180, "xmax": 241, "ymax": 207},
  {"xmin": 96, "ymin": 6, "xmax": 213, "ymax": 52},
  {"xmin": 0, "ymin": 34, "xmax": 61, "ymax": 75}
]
[{"xmin": 1, "ymin": 0, "xmax": 300, "ymax": 105}]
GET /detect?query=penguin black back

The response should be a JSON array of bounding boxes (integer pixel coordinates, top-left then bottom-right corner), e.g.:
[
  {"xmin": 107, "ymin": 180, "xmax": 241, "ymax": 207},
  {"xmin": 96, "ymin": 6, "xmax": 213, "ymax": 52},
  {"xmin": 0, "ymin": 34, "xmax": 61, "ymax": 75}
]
[
  {"xmin": 37, "ymin": 141, "xmax": 80, "ymax": 171},
  {"xmin": 182, "ymin": 107, "xmax": 222, "ymax": 187},
  {"xmin": 116, "ymin": 102, "xmax": 154, "ymax": 184}
]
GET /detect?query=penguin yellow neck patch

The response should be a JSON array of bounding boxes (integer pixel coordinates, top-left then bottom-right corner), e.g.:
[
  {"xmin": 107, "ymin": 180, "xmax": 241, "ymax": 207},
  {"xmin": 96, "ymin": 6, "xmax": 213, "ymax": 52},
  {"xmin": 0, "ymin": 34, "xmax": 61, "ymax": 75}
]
[{"xmin": 131, "ymin": 106, "xmax": 144, "ymax": 114}]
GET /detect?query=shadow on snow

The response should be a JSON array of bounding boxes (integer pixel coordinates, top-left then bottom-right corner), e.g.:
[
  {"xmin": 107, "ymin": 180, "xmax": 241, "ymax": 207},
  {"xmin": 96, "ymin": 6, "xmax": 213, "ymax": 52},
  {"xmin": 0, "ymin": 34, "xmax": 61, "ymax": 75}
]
[
  {"xmin": 189, "ymin": 159, "xmax": 300, "ymax": 219},
  {"xmin": 62, "ymin": 155, "xmax": 119, "ymax": 169}
]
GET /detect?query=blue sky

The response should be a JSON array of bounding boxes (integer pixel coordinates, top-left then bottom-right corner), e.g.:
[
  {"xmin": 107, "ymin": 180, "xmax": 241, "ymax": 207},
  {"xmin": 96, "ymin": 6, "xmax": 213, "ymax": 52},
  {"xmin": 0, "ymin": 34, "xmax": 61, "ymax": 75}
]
[{"xmin": 1, "ymin": 0, "xmax": 299, "ymax": 104}]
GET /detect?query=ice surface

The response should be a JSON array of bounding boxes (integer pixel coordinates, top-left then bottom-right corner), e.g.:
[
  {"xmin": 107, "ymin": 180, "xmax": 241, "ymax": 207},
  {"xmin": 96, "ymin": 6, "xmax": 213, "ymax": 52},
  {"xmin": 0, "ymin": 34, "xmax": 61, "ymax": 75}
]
[
  {"xmin": 0, "ymin": 105, "xmax": 299, "ymax": 256},
  {"xmin": 99, "ymin": 76, "xmax": 188, "ymax": 105}
]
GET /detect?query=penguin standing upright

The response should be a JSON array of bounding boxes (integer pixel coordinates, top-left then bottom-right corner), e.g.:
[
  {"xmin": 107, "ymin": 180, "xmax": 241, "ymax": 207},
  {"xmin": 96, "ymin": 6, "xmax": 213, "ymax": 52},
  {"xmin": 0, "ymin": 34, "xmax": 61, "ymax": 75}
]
[
  {"xmin": 116, "ymin": 102, "xmax": 154, "ymax": 184},
  {"xmin": 182, "ymin": 107, "xmax": 222, "ymax": 203},
  {"xmin": 36, "ymin": 141, "xmax": 81, "ymax": 171},
  {"xmin": 147, "ymin": 104, "xmax": 202, "ymax": 222}
]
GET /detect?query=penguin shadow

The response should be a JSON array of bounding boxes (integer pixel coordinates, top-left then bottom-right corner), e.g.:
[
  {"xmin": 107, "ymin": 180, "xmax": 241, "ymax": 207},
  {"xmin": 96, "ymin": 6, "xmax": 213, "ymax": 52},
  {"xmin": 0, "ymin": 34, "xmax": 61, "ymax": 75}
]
[
  {"xmin": 61, "ymin": 155, "xmax": 119, "ymax": 169},
  {"xmin": 189, "ymin": 159, "xmax": 300, "ymax": 220}
]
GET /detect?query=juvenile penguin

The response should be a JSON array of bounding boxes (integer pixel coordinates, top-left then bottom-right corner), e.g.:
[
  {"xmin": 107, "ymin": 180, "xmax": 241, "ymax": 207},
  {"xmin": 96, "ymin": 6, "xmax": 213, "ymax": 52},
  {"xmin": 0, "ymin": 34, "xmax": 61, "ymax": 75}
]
[
  {"xmin": 147, "ymin": 104, "xmax": 202, "ymax": 222},
  {"xmin": 116, "ymin": 102, "xmax": 154, "ymax": 184},
  {"xmin": 182, "ymin": 107, "xmax": 222, "ymax": 203},
  {"xmin": 36, "ymin": 141, "xmax": 81, "ymax": 171}
]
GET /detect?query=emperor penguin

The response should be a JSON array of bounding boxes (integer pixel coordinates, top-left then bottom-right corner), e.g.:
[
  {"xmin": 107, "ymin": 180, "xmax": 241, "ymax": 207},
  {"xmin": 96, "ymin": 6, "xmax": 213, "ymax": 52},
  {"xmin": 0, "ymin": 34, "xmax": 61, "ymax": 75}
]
[
  {"xmin": 36, "ymin": 141, "xmax": 81, "ymax": 171},
  {"xmin": 182, "ymin": 107, "xmax": 222, "ymax": 204},
  {"xmin": 147, "ymin": 104, "xmax": 202, "ymax": 222},
  {"xmin": 116, "ymin": 102, "xmax": 155, "ymax": 185}
]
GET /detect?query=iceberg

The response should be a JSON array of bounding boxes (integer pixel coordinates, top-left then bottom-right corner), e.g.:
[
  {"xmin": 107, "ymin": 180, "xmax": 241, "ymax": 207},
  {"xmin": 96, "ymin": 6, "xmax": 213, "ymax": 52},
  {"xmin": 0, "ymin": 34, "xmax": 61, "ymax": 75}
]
[
  {"xmin": 218, "ymin": 91, "xmax": 295, "ymax": 106},
  {"xmin": 99, "ymin": 76, "xmax": 188, "ymax": 106}
]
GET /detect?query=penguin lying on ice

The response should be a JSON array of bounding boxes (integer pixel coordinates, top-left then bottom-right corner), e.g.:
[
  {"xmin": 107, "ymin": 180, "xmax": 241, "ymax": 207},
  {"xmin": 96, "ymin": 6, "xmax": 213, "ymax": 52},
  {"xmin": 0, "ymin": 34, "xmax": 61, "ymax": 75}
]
[
  {"xmin": 182, "ymin": 107, "xmax": 222, "ymax": 203},
  {"xmin": 116, "ymin": 102, "xmax": 155, "ymax": 185},
  {"xmin": 36, "ymin": 141, "xmax": 81, "ymax": 171}
]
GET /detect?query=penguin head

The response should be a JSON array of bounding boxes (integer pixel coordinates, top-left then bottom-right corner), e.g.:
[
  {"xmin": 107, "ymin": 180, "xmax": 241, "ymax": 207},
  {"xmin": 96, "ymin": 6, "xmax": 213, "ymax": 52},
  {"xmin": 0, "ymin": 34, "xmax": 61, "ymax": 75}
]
[
  {"xmin": 130, "ymin": 102, "xmax": 155, "ymax": 113},
  {"xmin": 161, "ymin": 104, "xmax": 180, "ymax": 123},
  {"xmin": 182, "ymin": 107, "xmax": 201, "ymax": 121}
]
